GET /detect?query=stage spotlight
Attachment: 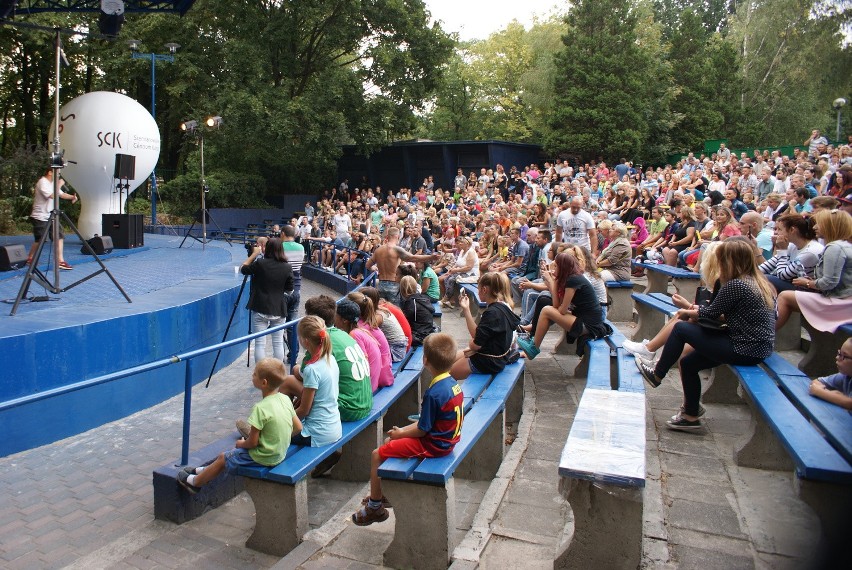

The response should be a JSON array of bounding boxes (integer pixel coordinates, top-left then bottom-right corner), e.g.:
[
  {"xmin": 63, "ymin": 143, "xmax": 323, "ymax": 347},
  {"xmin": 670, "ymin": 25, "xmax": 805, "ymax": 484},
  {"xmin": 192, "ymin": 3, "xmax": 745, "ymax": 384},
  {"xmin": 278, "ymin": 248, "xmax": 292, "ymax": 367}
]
[
  {"xmin": 99, "ymin": 0, "xmax": 125, "ymax": 38},
  {"xmin": 206, "ymin": 116, "xmax": 224, "ymax": 128},
  {"xmin": 1, "ymin": 0, "xmax": 20, "ymax": 20},
  {"xmin": 180, "ymin": 120, "xmax": 198, "ymax": 132}
]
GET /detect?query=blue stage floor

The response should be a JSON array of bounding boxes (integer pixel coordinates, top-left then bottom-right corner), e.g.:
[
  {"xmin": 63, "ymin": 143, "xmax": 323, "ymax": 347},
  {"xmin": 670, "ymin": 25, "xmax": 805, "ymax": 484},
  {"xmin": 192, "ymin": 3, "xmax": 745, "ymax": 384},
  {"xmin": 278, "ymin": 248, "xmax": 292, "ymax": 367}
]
[{"xmin": 0, "ymin": 233, "xmax": 243, "ymax": 324}]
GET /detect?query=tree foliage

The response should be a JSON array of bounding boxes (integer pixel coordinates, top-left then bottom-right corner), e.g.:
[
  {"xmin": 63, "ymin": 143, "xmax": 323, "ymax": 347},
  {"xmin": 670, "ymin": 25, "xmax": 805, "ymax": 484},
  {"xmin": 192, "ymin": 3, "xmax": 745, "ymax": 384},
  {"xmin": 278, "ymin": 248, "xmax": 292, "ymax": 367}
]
[{"xmin": 0, "ymin": 0, "xmax": 453, "ymax": 213}]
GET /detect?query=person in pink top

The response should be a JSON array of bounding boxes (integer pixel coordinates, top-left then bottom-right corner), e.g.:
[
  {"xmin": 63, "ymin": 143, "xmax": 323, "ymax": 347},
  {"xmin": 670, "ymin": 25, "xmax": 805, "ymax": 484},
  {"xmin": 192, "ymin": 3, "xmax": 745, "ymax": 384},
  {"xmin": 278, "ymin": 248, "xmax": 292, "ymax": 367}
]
[
  {"xmin": 335, "ymin": 298, "xmax": 386, "ymax": 392},
  {"xmin": 348, "ymin": 291, "xmax": 394, "ymax": 390}
]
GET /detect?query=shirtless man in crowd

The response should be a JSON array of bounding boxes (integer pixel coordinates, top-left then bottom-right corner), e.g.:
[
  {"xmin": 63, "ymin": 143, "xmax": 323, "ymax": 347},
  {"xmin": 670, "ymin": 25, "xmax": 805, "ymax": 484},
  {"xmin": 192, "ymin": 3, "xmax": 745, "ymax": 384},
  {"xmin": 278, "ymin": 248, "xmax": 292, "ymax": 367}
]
[{"xmin": 365, "ymin": 226, "xmax": 438, "ymax": 305}]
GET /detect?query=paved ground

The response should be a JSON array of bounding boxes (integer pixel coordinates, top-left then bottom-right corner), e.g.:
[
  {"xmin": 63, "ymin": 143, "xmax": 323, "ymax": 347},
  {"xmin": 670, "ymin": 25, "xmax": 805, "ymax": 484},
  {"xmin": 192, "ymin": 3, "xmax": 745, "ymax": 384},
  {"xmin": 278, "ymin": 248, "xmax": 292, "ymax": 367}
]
[{"xmin": 0, "ymin": 275, "xmax": 827, "ymax": 569}]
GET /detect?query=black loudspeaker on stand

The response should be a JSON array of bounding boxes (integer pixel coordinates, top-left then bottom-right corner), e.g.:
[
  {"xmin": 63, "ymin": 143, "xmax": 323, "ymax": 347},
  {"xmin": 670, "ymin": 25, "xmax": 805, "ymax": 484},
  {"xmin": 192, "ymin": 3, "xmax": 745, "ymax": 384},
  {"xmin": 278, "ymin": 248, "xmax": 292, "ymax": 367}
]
[
  {"xmin": 113, "ymin": 153, "xmax": 136, "ymax": 180},
  {"xmin": 0, "ymin": 244, "xmax": 28, "ymax": 271},
  {"xmin": 102, "ymin": 214, "xmax": 143, "ymax": 249}
]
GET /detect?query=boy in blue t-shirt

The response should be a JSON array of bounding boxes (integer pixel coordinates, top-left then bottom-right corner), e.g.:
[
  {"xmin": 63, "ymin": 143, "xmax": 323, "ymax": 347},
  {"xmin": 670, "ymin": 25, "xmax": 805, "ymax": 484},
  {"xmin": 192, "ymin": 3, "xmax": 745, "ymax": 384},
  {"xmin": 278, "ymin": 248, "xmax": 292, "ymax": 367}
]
[
  {"xmin": 352, "ymin": 332, "xmax": 464, "ymax": 526},
  {"xmin": 809, "ymin": 337, "xmax": 852, "ymax": 411}
]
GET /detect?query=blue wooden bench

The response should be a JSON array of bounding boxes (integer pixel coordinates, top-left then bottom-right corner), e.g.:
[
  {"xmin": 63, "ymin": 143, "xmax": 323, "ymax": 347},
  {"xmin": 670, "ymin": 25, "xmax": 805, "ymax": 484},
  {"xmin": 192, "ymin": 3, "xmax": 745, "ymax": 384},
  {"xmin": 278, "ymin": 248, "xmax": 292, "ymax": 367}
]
[
  {"xmin": 432, "ymin": 301, "xmax": 442, "ymax": 328},
  {"xmin": 728, "ymin": 355, "xmax": 852, "ymax": 552},
  {"xmin": 376, "ymin": 361, "xmax": 525, "ymax": 569},
  {"xmin": 604, "ymin": 279, "xmax": 635, "ymax": 322},
  {"xmin": 153, "ymin": 363, "xmax": 423, "ymax": 556},
  {"xmin": 555, "ymin": 326, "xmax": 646, "ymax": 568},
  {"xmin": 636, "ymin": 261, "xmax": 701, "ymax": 300},
  {"xmin": 458, "ymin": 282, "xmax": 487, "ymax": 322}
]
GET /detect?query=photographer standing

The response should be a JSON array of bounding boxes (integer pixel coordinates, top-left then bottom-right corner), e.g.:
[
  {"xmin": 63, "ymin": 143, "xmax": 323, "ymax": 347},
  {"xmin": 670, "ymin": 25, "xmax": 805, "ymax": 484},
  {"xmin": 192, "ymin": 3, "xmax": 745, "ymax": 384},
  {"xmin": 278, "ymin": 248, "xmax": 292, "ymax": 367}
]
[
  {"xmin": 28, "ymin": 168, "xmax": 78, "ymax": 270},
  {"xmin": 242, "ymin": 237, "xmax": 294, "ymax": 363}
]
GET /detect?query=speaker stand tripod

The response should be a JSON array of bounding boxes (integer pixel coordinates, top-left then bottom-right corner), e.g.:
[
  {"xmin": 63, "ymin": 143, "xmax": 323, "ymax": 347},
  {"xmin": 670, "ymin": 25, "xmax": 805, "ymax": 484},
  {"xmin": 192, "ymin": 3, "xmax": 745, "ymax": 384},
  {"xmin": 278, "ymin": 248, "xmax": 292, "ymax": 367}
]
[
  {"xmin": 10, "ymin": 208, "xmax": 132, "ymax": 315},
  {"xmin": 178, "ymin": 207, "xmax": 232, "ymax": 248}
]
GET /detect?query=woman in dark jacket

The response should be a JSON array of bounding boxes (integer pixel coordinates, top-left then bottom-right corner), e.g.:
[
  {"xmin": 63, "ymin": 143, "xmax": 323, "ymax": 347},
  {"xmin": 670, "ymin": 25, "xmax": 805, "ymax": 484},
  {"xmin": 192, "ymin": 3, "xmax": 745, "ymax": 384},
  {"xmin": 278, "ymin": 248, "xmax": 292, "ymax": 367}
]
[
  {"xmin": 241, "ymin": 237, "xmax": 294, "ymax": 362},
  {"xmin": 451, "ymin": 272, "xmax": 520, "ymax": 380},
  {"xmin": 399, "ymin": 276, "xmax": 436, "ymax": 346}
]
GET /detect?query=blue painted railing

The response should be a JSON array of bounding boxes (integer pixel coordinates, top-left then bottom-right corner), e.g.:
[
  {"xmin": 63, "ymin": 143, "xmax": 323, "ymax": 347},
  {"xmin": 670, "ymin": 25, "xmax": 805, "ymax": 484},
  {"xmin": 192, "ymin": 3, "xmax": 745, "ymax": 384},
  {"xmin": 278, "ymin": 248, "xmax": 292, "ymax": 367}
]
[{"xmin": 0, "ymin": 270, "xmax": 377, "ymax": 465}]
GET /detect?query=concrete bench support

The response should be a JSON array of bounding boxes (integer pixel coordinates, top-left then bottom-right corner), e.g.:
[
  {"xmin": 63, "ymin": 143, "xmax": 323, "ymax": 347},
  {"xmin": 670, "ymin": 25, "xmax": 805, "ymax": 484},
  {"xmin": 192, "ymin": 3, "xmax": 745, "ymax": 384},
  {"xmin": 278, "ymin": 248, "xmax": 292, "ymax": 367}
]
[
  {"xmin": 701, "ymin": 365, "xmax": 742, "ymax": 405},
  {"xmin": 633, "ymin": 302, "xmax": 667, "ymax": 342},
  {"xmin": 383, "ymin": 478, "xmax": 456, "ymax": 570},
  {"xmin": 243, "ymin": 478, "xmax": 308, "ymax": 556},
  {"xmin": 799, "ymin": 321, "xmax": 848, "ymax": 378},
  {"xmin": 774, "ymin": 311, "xmax": 802, "ymax": 351},
  {"xmin": 734, "ymin": 401, "xmax": 795, "ymax": 472},
  {"xmin": 643, "ymin": 270, "xmax": 669, "ymax": 294},
  {"xmin": 672, "ymin": 277, "xmax": 699, "ymax": 303},
  {"xmin": 606, "ymin": 286, "xmax": 634, "ymax": 322},
  {"xmin": 330, "ymin": 419, "xmax": 381, "ymax": 482},
  {"xmin": 455, "ymin": 410, "xmax": 505, "ymax": 480},
  {"xmin": 555, "ymin": 478, "xmax": 643, "ymax": 570},
  {"xmin": 795, "ymin": 477, "xmax": 852, "ymax": 552}
]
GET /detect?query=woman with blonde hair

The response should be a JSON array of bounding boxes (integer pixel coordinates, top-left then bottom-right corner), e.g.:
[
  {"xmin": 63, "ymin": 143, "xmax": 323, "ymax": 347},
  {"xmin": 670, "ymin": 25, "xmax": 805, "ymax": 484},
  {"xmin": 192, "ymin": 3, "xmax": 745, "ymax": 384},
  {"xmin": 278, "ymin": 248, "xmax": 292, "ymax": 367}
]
[
  {"xmin": 775, "ymin": 209, "xmax": 852, "ymax": 333},
  {"xmin": 636, "ymin": 239, "xmax": 776, "ymax": 431},
  {"xmin": 451, "ymin": 272, "xmax": 519, "ymax": 380}
]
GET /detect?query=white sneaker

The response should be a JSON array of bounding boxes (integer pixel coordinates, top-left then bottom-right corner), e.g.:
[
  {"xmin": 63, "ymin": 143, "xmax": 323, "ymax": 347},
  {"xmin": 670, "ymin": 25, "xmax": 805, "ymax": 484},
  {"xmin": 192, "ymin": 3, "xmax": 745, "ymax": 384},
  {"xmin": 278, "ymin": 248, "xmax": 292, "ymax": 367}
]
[{"xmin": 623, "ymin": 339, "xmax": 655, "ymax": 359}]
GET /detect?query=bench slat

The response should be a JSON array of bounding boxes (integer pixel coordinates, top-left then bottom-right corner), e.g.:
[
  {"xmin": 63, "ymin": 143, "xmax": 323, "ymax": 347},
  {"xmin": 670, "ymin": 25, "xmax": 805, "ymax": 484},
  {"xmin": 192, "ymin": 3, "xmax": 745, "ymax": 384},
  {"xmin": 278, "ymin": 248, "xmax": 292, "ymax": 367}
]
[
  {"xmin": 559, "ymin": 389, "xmax": 646, "ymax": 487},
  {"xmin": 760, "ymin": 354, "xmax": 852, "ymax": 464},
  {"xmin": 605, "ymin": 280, "xmax": 634, "ymax": 289},
  {"xmin": 586, "ymin": 340, "xmax": 611, "ymax": 391},
  {"xmin": 402, "ymin": 346, "xmax": 424, "ymax": 372},
  {"xmin": 411, "ymin": 398, "xmax": 504, "ymax": 484},
  {"xmin": 732, "ymin": 365, "xmax": 852, "ymax": 484},
  {"xmin": 615, "ymin": 349, "xmax": 645, "ymax": 394},
  {"xmin": 640, "ymin": 263, "xmax": 700, "ymax": 279},
  {"xmin": 461, "ymin": 373, "xmax": 493, "ymax": 413},
  {"xmin": 480, "ymin": 362, "xmax": 524, "ymax": 401},
  {"xmin": 631, "ymin": 293, "xmax": 678, "ymax": 317},
  {"xmin": 378, "ymin": 457, "xmax": 419, "ymax": 480}
]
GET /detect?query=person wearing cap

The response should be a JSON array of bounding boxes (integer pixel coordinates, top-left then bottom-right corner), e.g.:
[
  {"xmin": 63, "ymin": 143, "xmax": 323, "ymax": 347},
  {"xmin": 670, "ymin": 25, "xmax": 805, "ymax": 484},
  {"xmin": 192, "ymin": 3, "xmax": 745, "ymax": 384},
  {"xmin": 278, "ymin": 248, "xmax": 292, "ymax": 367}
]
[{"xmin": 335, "ymin": 299, "xmax": 387, "ymax": 393}]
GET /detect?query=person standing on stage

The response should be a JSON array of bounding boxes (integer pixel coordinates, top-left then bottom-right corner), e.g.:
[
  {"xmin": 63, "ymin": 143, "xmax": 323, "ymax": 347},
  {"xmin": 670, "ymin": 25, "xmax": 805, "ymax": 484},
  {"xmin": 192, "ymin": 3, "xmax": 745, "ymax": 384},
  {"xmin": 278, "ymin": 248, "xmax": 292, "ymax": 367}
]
[{"xmin": 28, "ymin": 168, "xmax": 78, "ymax": 270}]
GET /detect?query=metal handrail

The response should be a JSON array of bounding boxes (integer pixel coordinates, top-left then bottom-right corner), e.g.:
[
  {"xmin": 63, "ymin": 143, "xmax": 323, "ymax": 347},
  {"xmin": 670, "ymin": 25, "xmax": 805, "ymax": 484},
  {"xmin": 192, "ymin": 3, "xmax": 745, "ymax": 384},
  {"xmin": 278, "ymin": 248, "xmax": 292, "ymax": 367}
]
[{"xmin": 1, "ymin": 269, "xmax": 377, "ymax": 465}]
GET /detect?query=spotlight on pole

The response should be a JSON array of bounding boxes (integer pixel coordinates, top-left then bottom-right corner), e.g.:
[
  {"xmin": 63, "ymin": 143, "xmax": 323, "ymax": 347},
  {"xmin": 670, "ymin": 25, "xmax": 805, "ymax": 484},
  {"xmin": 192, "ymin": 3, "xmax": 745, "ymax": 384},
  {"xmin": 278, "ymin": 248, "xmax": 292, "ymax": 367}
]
[
  {"xmin": 180, "ymin": 119, "xmax": 198, "ymax": 132},
  {"xmin": 206, "ymin": 116, "xmax": 224, "ymax": 129},
  {"xmin": 165, "ymin": 42, "xmax": 181, "ymax": 54},
  {"xmin": 99, "ymin": 0, "xmax": 125, "ymax": 38}
]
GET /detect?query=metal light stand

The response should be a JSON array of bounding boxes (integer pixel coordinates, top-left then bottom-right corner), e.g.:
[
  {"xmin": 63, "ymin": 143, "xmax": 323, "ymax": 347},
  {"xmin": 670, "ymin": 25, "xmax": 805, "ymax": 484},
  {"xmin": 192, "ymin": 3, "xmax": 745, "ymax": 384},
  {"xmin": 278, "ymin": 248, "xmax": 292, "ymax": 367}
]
[
  {"xmin": 11, "ymin": 28, "xmax": 131, "ymax": 316},
  {"xmin": 179, "ymin": 126, "xmax": 231, "ymax": 249}
]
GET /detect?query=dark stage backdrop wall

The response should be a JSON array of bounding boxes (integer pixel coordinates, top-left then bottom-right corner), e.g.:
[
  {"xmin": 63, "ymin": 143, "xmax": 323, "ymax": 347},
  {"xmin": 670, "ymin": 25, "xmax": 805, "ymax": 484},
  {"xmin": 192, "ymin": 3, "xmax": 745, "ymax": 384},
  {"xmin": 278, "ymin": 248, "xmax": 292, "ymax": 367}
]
[{"xmin": 338, "ymin": 140, "xmax": 542, "ymax": 193}]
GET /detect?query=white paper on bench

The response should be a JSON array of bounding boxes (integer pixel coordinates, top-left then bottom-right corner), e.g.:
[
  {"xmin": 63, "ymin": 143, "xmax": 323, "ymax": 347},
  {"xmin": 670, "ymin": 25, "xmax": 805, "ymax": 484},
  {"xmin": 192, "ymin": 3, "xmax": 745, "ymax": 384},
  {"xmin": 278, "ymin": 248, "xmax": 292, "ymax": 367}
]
[{"xmin": 559, "ymin": 390, "xmax": 646, "ymax": 487}]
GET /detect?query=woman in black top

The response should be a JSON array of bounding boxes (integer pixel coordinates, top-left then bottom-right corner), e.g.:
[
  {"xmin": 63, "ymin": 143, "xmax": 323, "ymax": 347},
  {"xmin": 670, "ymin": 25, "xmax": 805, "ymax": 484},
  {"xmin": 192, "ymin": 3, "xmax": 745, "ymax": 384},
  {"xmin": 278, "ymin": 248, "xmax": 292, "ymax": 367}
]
[
  {"xmin": 451, "ymin": 272, "xmax": 520, "ymax": 380},
  {"xmin": 662, "ymin": 206, "xmax": 698, "ymax": 266},
  {"xmin": 516, "ymin": 252, "xmax": 607, "ymax": 359},
  {"xmin": 636, "ymin": 239, "xmax": 776, "ymax": 431},
  {"xmin": 241, "ymin": 237, "xmax": 295, "ymax": 362}
]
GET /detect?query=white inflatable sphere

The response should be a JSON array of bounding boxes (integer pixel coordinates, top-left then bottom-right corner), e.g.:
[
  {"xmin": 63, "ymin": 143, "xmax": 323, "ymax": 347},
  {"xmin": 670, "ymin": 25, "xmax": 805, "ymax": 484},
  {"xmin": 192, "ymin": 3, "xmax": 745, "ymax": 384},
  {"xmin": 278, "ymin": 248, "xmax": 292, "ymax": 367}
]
[{"xmin": 50, "ymin": 91, "xmax": 160, "ymax": 238}]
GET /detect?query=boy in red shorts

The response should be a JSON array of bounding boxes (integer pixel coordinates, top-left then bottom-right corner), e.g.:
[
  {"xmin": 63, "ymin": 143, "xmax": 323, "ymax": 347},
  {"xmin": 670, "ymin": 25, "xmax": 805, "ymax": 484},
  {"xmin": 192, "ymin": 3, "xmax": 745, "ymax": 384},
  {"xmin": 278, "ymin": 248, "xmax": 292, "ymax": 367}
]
[{"xmin": 352, "ymin": 332, "xmax": 463, "ymax": 525}]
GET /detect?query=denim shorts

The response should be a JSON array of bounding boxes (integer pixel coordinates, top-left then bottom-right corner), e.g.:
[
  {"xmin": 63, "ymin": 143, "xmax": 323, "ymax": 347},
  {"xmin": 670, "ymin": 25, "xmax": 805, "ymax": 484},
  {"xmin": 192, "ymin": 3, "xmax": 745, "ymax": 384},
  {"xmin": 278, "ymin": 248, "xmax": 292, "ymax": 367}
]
[
  {"xmin": 378, "ymin": 280, "xmax": 401, "ymax": 305},
  {"xmin": 224, "ymin": 448, "xmax": 260, "ymax": 474}
]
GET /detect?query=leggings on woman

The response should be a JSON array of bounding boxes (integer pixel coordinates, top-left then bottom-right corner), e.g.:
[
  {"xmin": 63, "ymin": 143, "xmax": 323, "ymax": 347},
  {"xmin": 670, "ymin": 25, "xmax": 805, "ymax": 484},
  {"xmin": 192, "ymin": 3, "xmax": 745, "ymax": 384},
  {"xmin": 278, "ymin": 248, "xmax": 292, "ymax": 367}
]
[{"xmin": 653, "ymin": 322, "xmax": 763, "ymax": 416}]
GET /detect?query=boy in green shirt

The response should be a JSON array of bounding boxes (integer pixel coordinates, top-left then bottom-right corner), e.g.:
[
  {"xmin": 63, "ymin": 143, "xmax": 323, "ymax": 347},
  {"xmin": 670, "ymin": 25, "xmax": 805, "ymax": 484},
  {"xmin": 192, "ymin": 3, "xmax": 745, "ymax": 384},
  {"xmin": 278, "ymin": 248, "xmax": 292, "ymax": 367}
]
[{"xmin": 178, "ymin": 358, "xmax": 301, "ymax": 493}]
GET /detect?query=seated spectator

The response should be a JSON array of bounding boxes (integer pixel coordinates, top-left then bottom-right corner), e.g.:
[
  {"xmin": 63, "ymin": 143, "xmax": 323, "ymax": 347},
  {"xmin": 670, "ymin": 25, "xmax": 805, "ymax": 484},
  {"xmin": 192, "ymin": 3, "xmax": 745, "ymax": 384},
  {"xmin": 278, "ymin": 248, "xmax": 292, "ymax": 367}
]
[
  {"xmin": 759, "ymin": 213, "xmax": 823, "ymax": 292},
  {"xmin": 809, "ymin": 337, "xmax": 852, "ymax": 411},
  {"xmin": 451, "ymin": 272, "xmax": 520, "ymax": 380},
  {"xmin": 776, "ymin": 209, "xmax": 852, "ymax": 335},
  {"xmin": 400, "ymin": 276, "xmax": 436, "ymax": 346},
  {"xmin": 596, "ymin": 221, "xmax": 632, "ymax": 282}
]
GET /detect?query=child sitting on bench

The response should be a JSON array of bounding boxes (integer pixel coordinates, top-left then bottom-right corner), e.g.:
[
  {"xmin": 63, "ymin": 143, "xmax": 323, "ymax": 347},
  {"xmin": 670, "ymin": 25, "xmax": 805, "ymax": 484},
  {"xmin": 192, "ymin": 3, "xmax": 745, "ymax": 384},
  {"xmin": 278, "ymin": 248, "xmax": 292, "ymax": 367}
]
[
  {"xmin": 352, "ymin": 332, "xmax": 464, "ymax": 526},
  {"xmin": 809, "ymin": 337, "xmax": 852, "ymax": 411},
  {"xmin": 178, "ymin": 358, "xmax": 301, "ymax": 493}
]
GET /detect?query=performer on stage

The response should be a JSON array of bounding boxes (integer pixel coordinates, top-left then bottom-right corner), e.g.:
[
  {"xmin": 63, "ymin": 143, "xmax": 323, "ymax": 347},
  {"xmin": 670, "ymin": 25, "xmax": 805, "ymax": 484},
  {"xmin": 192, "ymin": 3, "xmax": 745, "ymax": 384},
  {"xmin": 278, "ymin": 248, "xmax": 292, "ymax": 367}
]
[{"xmin": 29, "ymin": 168, "xmax": 78, "ymax": 270}]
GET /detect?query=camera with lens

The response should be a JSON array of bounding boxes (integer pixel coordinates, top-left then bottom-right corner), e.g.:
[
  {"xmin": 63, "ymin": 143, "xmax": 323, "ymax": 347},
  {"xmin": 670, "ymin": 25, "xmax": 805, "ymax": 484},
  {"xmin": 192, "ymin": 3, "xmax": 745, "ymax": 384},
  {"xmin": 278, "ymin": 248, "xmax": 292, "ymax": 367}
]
[{"xmin": 245, "ymin": 241, "xmax": 258, "ymax": 257}]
